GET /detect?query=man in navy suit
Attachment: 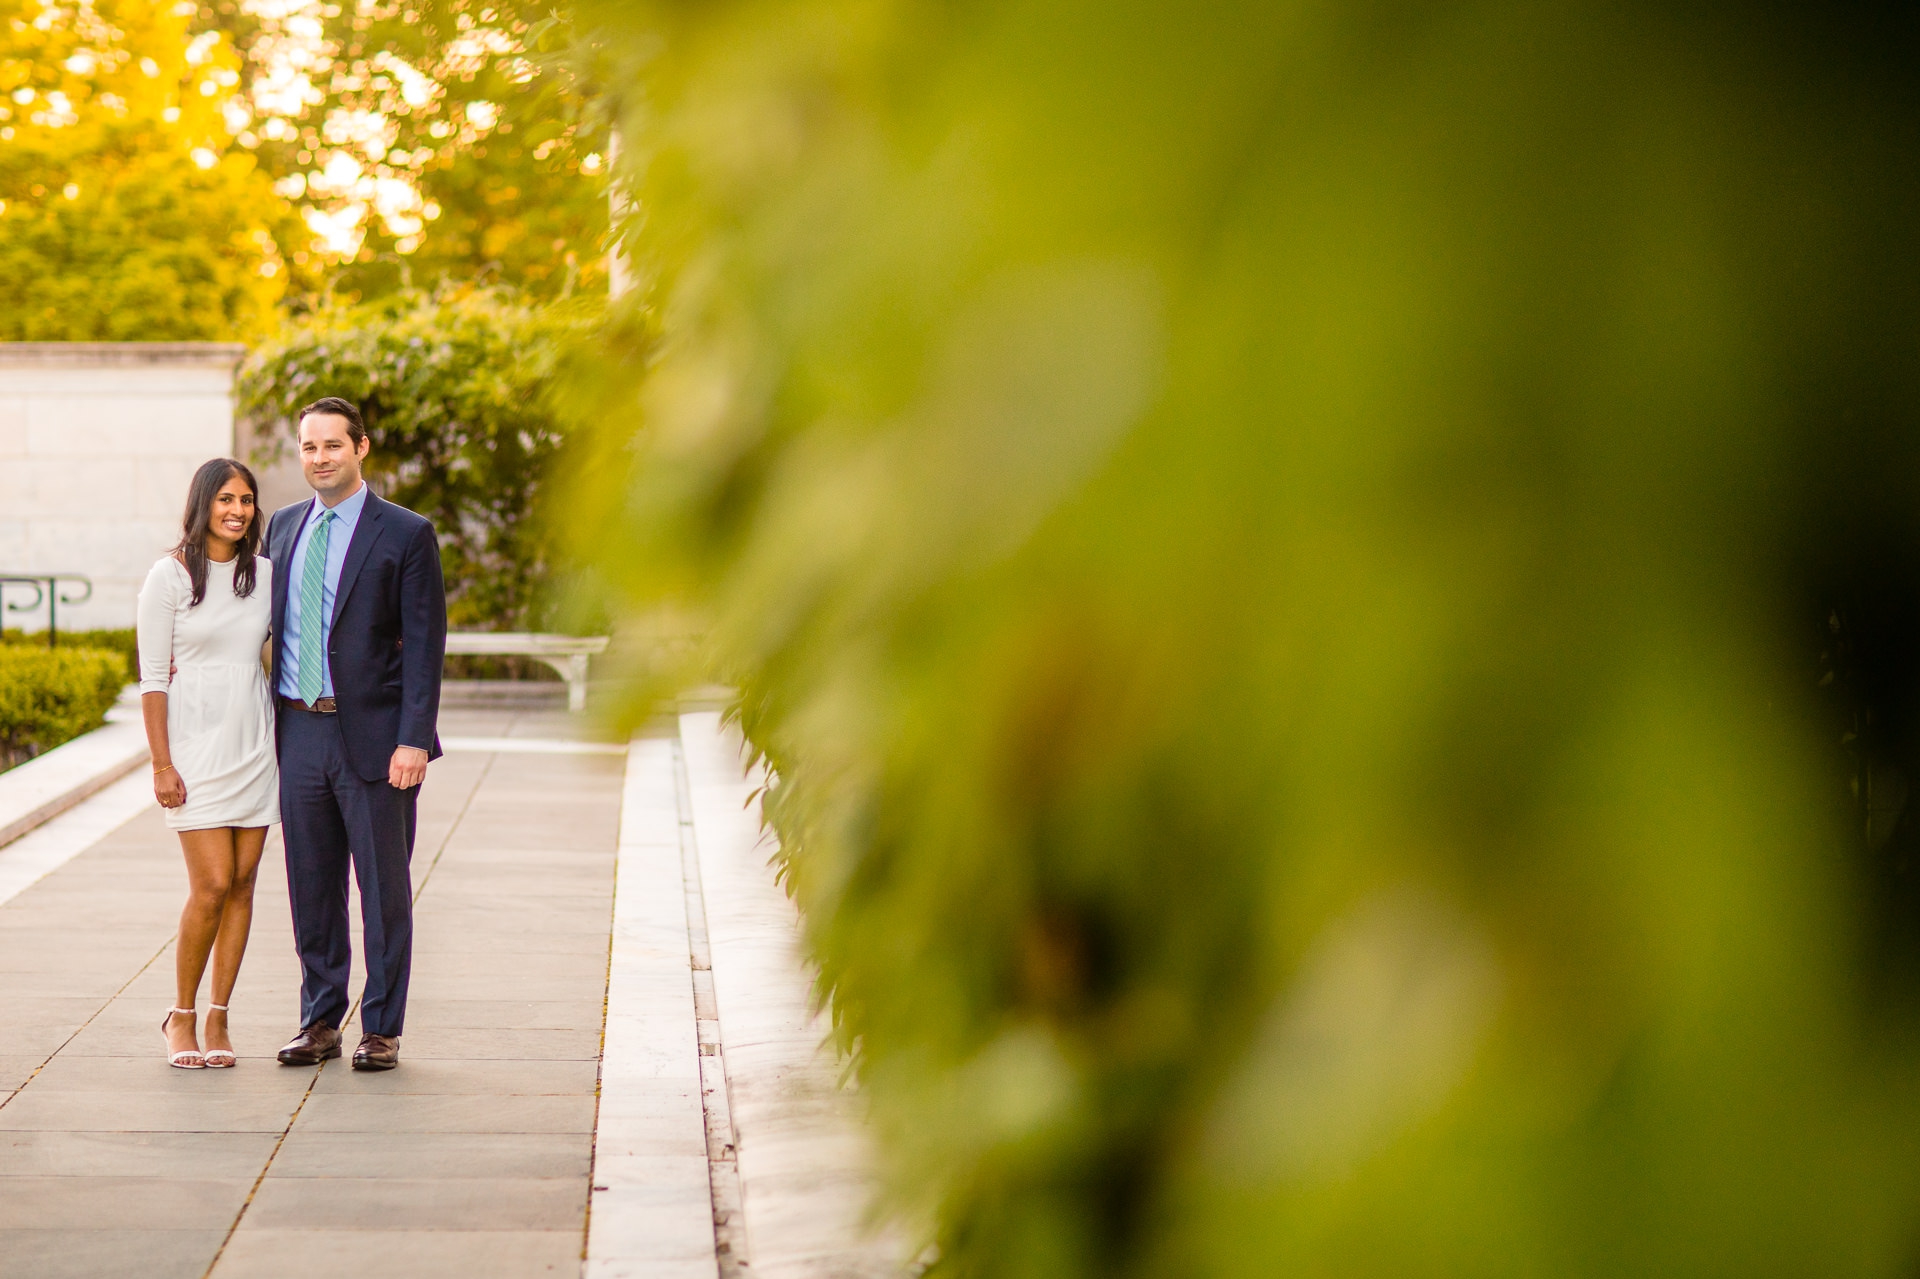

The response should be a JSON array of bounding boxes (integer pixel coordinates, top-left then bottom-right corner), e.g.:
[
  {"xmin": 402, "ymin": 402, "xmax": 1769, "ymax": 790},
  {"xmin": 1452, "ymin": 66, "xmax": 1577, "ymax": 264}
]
[{"xmin": 268, "ymin": 396, "xmax": 446, "ymax": 1072}]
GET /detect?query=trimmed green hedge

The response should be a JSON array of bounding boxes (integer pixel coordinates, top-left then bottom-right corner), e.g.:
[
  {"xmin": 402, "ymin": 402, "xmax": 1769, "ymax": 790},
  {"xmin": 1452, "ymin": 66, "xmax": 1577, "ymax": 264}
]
[
  {"xmin": 0, "ymin": 646, "xmax": 126, "ymax": 770},
  {"xmin": 0, "ymin": 629, "xmax": 138, "ymax": 685}
]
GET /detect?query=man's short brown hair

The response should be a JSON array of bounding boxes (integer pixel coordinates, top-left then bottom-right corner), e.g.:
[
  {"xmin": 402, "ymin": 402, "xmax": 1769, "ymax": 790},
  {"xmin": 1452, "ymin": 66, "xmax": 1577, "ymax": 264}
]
[{"xmin": 297, "ymin": 396, "xmax": 367, "ymax": 445}]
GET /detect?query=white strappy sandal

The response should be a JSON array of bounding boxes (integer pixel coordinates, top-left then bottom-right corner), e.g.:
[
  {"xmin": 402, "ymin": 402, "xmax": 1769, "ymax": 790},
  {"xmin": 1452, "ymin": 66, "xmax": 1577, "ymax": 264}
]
[
  {"xmin": 161, "ymin": 1007, "xmax": 204, "ymax": 1069},
  {"xmin": 202, "ymin": 1003, "xmax": 235, "ymax": 1069}
]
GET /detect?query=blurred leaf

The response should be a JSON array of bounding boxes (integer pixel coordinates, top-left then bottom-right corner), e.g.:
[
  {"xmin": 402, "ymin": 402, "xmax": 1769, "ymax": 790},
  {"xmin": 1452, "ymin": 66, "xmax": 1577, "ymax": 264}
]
[{"xmin": 567, "ymin": 2, "xmax": 1920, "ymax": 1276}]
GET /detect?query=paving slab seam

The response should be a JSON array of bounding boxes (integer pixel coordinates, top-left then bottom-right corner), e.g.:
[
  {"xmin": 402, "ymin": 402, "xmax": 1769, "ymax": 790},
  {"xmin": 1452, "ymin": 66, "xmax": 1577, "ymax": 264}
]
[
  {"xmin": 401, "ymin": 752, "xmax": 498, "ymax": 913},
  {"xmin": 0, "ymin": 930, "xmax": 173, "ymax": 1112},
  {"xmin": 676, "ymin": 736, "xmax": 748, "ymax": 1278},
  {"xmin": 331, "ymin": 746, "xmax": 498, "ymax": 1039},
  {"xmin": 196, "ymin": 1055, "xmax": 332, "ymax": 1278},
  {"xmin": 199, "ymin": 750, "xmax": 497, "ymax": 1278},
  {"xmin": 581, "ymin": 772, "xmax": 621, "ymax": 1272}
]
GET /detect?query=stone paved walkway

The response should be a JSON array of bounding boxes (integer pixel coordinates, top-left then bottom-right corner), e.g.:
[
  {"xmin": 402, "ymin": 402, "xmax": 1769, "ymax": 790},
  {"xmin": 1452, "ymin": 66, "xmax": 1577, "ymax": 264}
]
[
  {"xmin": 0, "ymin": 704, "xmax": 906, "ymax": 1279},
  {"xmin": 0, "ymin": 706, "xmax": 616, "ymax": 1278}
]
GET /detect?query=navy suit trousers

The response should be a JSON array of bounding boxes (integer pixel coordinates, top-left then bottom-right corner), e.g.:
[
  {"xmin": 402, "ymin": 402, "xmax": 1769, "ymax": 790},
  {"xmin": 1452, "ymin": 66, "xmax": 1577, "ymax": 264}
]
[{"xmin": 278, "ymin": 706, "xmax": 418, "ymax": 1037}]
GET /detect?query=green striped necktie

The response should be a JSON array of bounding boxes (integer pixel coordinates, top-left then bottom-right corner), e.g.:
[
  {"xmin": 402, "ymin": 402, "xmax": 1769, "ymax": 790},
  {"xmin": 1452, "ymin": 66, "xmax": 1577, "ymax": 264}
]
[{"xmin": 297, "ymin": 509, "xmax": 337, "ymax": 704}]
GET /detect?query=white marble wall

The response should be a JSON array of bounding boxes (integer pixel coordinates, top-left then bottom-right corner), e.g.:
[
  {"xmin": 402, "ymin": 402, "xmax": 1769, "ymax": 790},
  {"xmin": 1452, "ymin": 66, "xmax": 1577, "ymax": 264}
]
[{"xmin": 0, "ymin": 343, "xmax": 245, "ymax": 632}]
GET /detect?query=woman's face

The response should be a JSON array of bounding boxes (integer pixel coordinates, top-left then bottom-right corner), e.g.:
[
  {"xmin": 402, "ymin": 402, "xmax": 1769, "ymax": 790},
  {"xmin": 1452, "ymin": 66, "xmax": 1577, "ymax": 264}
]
[{"xmin": 207, "ymin": 475, "xmax": 256, "ymax": 550}]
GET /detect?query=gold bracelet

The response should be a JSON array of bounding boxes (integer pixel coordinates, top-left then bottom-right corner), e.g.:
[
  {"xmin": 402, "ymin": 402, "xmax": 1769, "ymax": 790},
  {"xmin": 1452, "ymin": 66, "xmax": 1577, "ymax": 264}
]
[{"xmin": 153, "ymin": 764, "xmax": 176, "ymax": 775}]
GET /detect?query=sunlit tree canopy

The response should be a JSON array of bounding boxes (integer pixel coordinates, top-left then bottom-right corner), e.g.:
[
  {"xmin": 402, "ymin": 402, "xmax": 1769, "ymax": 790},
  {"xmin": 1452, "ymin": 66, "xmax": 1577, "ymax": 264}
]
[
  {"xmin": 228, "ymin": 0, "xmax": 609, "ymax": 299},
  {"xmin": 0, "ymin": 0, "xmax": 296, "ymax": 338}
]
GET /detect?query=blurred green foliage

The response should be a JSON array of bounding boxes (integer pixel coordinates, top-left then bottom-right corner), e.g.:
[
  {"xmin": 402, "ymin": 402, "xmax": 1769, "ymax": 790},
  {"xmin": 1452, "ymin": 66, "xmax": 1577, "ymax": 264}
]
[
  {"xmin": 571, "ymin": 1, "xmax": 1920, "ymax": 1275},
  {"xmin": 239, "ymin": 286, "xmax": 600, "ymax": 629},
  {"xmin": 0, "ymin": 645, "xmax": 124, "ymax": 769},
  {"xmin": 0, "ymin": 0, "xmax": 298, "ymax": 338}
]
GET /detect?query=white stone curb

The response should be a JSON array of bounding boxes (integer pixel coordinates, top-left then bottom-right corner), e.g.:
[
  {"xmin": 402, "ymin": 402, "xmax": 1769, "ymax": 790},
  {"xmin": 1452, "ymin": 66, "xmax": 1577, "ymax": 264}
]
[
  {"xmin": 588, "ymin": 734, "xmax": 721, "ymax": 1278},
  {"xmin": 0, "ymin": 769, "xmax": 154, "ymax": 910},
  {"xmin": 0, "ymin": 695, "xmax": 147, "ymax": 851}
]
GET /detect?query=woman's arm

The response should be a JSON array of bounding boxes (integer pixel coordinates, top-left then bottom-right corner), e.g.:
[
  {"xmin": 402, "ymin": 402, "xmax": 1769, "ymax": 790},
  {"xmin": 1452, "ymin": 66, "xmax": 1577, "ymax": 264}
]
[
  {"xmin": 136, "ymin": 561, "xmax": 186, "ymax": 809},
  {"xmin": 141, "ymin": 692, "xmax": 184, "ymax": 809}
]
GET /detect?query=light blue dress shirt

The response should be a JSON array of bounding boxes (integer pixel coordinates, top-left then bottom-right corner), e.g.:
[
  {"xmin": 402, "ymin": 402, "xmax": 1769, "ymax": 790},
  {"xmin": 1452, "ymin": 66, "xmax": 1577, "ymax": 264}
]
[{"xmin": 277, "ymin": 483, "xmax": 370, "ymax": 701}]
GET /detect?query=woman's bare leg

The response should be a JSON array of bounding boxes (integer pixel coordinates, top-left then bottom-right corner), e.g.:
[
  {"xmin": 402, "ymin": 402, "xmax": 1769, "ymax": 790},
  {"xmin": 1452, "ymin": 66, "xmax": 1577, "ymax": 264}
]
[
  {"xmin": 203, "ymin": 827, "xmax": 267, "ymax": 1057},
  {"xmin": 171, "ymin": 827, "xmax": 237, "ymax": 1059}
]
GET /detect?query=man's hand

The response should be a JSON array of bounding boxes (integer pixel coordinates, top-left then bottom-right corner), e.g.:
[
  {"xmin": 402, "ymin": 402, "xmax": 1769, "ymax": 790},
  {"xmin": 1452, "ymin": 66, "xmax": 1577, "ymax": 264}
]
[{"xmin": 389, "ymin": 746, "xmax": 429, "ymax": 789}]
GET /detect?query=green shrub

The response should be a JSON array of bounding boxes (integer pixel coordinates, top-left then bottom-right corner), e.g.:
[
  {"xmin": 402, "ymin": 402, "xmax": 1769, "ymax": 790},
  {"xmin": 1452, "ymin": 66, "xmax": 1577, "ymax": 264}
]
[
  {"xmin": 1, "ymin": 629, "xmax": 138, "ymax": 686},
  {"xmin": 238, "ymin": 286, "xmax": 603, "ymax": 630},
  {"xmin": 0, "ymin": 646, "xmax": 126, "ymax": 770},
  {"xmin": 573, "ymin": 2, "xmax": 1920, "ymax": 1276}
]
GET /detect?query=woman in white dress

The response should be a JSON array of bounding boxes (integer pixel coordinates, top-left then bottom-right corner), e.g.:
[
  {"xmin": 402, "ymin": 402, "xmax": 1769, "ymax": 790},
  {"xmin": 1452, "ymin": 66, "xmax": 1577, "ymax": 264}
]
[{"xmin": 138, "ymin": 458, "xmax": 280, "ymax": 1069}]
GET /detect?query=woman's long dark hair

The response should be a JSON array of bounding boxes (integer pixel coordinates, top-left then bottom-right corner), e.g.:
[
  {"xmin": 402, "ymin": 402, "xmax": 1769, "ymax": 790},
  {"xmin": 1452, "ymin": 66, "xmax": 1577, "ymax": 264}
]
[{"xmin": 174, "ymin": 458, "xmax": 262, "ymax": 606}]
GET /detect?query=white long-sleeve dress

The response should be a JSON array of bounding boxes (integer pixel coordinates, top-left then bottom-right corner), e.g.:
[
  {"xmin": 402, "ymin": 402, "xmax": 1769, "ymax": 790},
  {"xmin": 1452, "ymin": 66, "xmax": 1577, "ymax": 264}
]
[{"xmin": 136, "ymin": 555, "xmax": 281, "ymax": 831}]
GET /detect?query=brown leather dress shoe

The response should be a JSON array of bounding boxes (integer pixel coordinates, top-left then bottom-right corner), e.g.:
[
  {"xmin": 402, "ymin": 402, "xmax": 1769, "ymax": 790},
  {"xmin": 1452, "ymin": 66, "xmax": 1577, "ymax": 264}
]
[
  {"xmin": 352, "ymin": 1033, "xmax": 400, "ymax": 1071},
  {"xmin": 276, "ymin": 1023, "xmax": 342, "ymax": 1066}
]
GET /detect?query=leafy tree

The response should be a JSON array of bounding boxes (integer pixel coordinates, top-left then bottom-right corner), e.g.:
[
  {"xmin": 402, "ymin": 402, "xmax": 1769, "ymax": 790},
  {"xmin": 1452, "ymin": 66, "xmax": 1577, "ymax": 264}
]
[
  {"xmin": 238, "ymin": 285, "xmax": 599, "ymax": 629},
  {"xmin": 0, "ymin": 0, "xmax": 301, "ymax": 338},
  {"xmin": 229, "ymin": 0, "xmax": 609, "ymax": 301},
  {"xmin": 573, "ymin": 2, "xmax": 1920, "ymax": 1277}
]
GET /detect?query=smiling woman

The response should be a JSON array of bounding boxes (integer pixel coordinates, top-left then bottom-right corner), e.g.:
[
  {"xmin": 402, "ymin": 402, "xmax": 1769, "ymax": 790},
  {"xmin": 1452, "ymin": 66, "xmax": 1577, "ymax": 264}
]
[{"xmin": 135, "ymin": 454, "xmax": 280, "ymax": 1070}]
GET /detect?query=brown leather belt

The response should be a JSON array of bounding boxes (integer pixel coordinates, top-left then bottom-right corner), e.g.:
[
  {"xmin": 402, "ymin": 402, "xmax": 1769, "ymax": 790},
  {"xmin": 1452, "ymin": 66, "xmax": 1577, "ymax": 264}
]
[{"xmin": 280, "ymin": 695, "xmax": 338, "ymax": 714}]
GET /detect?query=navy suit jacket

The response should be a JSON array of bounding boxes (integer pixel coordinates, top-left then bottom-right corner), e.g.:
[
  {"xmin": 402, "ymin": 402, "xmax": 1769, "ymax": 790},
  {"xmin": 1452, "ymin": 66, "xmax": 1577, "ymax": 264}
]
[{"xmin": 268, "ymin": 490, "xmax": 448, "ymax": 782}]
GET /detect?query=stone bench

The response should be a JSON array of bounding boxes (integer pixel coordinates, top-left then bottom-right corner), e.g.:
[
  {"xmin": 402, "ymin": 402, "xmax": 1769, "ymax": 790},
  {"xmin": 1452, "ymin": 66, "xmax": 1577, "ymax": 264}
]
[{"xmin": 444, "ymin": 632, "xmax": 611, "ymax": 712}]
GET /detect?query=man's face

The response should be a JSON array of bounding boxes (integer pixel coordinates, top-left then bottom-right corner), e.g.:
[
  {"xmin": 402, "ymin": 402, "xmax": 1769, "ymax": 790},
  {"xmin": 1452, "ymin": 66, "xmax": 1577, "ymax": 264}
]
[{"xmin": 299, "ymin": 412, "xmax": 369, "ymax": 502}]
